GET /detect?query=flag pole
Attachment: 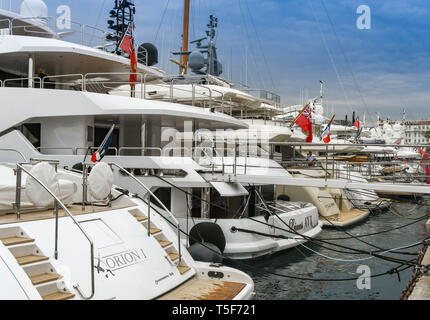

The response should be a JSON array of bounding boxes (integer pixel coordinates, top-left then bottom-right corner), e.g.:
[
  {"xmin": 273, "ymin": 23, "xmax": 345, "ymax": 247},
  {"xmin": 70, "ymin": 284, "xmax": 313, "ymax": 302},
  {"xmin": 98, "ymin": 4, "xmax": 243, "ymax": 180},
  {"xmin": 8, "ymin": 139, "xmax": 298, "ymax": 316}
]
[
  {"xmin": 290, "ymin": 104, "xmax": 309, "ymax": 128},
  {"xmin": 327, "ymin": 114, "xmax": 336, "ymax": 127},
  {"xmin": 415, "ymin": 147, "xmax": 428, "ymax": 175},
  {"xmin": 96, "ymin": 124, "xmax": 115, "ymax": 154},
  {"xmin": 322, "ymin": 115, "xmax": 335, "ymax": 134}
]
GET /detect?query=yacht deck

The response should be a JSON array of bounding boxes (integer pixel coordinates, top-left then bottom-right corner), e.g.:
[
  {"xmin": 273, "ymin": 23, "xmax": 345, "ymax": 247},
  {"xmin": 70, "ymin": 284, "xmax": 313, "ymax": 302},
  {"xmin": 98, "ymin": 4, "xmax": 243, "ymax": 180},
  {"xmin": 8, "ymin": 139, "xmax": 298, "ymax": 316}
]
[
  {"xmin": 159, "ymin": 277, "xmax": 246, "ymax": 300},
  {"xmin": 0, "ymin": 204, "xmax": 135, "ymax": 225}
]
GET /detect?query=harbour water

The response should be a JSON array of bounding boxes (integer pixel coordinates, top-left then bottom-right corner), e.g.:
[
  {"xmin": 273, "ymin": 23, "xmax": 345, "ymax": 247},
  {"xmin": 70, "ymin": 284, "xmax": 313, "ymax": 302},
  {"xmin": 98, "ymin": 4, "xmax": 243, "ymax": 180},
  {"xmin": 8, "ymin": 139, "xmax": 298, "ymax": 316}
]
[{"xmin": 227, "ymin": 202, "xmax": 429, "ymax": 300}]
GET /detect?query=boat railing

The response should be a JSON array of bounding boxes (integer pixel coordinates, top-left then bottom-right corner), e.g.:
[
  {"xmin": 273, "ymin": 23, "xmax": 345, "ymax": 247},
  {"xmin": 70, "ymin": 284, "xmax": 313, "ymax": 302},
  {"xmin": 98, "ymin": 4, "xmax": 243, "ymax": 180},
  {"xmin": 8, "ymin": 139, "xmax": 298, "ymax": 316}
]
[
  {"xmin": 107, "ymin": 163, "xmax": 182, "ymax": 266},
  {"xmin": 137, "ymin": 46, "xmax": 149, "ymax": 68},
  {"xmin": 0, "ymin": 18, "xmax": 11, "ymax": 33},
  {"xmin": 142, "ymin": 76, "xmax": 221, "ymax": 108},
  {"xmin": 239, "ymin": 117, "xmax": 289, "ymax": 127},
  {"xmin": 142, "ymin": 79, "xmax": 210, "ymax": 103},
  {"xmin": 238, "ymin": 88, "xmax": 281, "ymax": 106},
  {"xmin": 3, "ymin": 77, "xmax": 42, "ymax": 88},
  {"xmin": 1, "ymin": 71, "xmax": 230, "ymax": 110},
  {"xmin": 36, "ymin": 146, "xmax": 118, "ymax": 156},
  {"xmin": 0, "ymin": 148, "xmax": 27, "ymax": 162},
  {"xmin": 84, "ymin": 72, "xmax": 145, "ymax": 97},
  {"xmin": 4, "ymin": 16, "xmax": 107, "ymax": 49},
  {"xmin": 41, "ymin": 74, "xmax": 84, "ymax": 90},
  {"xmin": 118, "ymin": 147, "xmax": 162, "ymax": 156},
  {"xmin": 14, "ymin": 161, "xmax": 95, "ymax": 299}
]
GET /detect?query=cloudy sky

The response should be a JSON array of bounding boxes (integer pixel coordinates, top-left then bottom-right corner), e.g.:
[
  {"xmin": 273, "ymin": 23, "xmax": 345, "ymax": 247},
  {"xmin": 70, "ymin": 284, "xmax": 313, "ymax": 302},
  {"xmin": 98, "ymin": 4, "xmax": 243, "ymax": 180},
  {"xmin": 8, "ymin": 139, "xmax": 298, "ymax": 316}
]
[{"xmin": 12, "ymin": 0, "xmax": 430, "ymax": 123}]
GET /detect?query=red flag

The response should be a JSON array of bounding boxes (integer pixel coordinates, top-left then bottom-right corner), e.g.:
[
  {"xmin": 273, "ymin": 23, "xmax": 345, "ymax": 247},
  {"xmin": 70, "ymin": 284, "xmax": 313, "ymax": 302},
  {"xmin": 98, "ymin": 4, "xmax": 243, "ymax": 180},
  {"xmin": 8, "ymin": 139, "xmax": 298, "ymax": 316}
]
[
  {"xmin": 426, "ymin": 164, "xmax": 430, "ymax": 184},
  {"xmin": 130, "ymin": 50, "xmax": 138, "ymax": 86},
  {"xmin": 120, "ymin": 25, "xmax": 134, "ymax": 55},
  {"xmin": 306, "ymin": 123, "xmax": 313, "ymax": 143},
  {"xmin": 120, "ymin": 23, "xmax": 138, "ymax": 88},
  {"xmin": 354, "ymin": 117, "xmax": 360, "ymax": 130},
  {"xmin": 295, "ymin": 105, "xmax": 313, "ymax": 143}
]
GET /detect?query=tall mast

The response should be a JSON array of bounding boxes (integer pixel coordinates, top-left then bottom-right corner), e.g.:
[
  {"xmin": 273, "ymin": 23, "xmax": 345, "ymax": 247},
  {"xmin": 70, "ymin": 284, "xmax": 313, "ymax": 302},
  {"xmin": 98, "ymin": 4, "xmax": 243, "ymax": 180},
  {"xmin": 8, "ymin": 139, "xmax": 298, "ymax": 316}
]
[{"xmin": 180, "ymin": 0, "xmax": 190, "ymax": 75}]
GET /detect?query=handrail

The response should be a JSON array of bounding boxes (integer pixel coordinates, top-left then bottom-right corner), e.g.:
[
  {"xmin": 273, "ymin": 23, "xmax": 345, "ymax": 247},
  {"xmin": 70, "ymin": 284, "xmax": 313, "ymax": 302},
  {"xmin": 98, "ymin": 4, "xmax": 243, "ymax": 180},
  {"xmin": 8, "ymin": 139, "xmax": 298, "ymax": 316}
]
[
  {"xmin": 3, "ymin": 77, "xmax": 42, "ymax": 88},
  {"xmin": 195, "ymin": 85, "xmax": 213, "ymax": 108},
  {"xmin": 0, "ymin": 148, "xmax": 27, "ymax": 162},
  {"xmin": 118, "ymin": 147, "xmax": 162, "ymax": 156},
  {"xmin": 0, "ymin": 18, "xmax": 11, "ymax": 33},
  {"xmin": 41, "ymin": 74, "xmax": 84, "ymax": 89},
  {"xmin": 10, "ymin": 16, "xmax": 54, "ymax": 35},
  {"xmin": 76, "ymin": 147, "xmax": 118, "ymax": 156},
  {"xmin": 82, "ymin": 24, "xmax": 106, "ymax": 47},
  {"xmin": 109, "ymin": 163, "xmax": 182, "ymax": 266},
  {"xmin": 84, "ymin": 72, "xmax": 144, "ymax": 97},
  {"xmin": 15, "ymin": 163, "xmax": 94, "ymax": 300},
  {"xmin": 210, "ymin": 88, "xmax": 225, "ymax": 111},
  {"xmin": 137, "ymin": 46, "xmax": 149, "ymax": 66},
  {"xmin": 37, "ymin": 147, "xmax": 76, "ymax": 154}
]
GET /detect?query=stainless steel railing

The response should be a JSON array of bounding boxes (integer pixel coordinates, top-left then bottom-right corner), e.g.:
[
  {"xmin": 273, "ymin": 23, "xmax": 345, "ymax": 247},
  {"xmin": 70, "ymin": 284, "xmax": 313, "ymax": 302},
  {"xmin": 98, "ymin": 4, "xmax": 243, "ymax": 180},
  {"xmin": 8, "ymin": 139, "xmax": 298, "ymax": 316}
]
[
  {"xmin": 4, "ymin": 16, "xmax": 107, "ymax": 48},
  {"xmin": 3, "ymin": 77, "xmax": 42, "ymax": 88},
  {"xmin": 118, "ymin": 147, "xmax": 162, "ymax": 156},
  {"xmin": 36, "ymin": 146, "xmax": 118, "ymax": 156},
  {"xmin": 0, "ymin": 71, "xmax": 249, "ymax": 112},
  {"xmin": 0, "ymin": 148, "xmax": 27, "ymax": 162},
  {"xmin": 14, "ymin": 162, "xmax": 94, "ymax": 300}
]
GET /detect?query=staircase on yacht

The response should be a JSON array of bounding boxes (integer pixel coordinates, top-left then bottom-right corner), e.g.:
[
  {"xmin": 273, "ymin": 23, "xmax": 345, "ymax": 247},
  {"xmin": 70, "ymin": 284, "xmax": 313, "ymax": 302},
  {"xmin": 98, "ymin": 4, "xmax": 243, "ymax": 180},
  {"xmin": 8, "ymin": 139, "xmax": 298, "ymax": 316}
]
[{"xmin": 0, "ymin": 159, "xmax": 254, "ymax": 300}]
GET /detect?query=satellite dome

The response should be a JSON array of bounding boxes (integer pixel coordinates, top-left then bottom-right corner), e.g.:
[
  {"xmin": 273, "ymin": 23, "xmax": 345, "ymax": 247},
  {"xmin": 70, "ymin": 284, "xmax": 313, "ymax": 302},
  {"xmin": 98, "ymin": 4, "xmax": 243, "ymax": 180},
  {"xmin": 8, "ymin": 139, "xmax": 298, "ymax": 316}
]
[
  {"xmin": 20, "ymin": 0, "xmax": 48, "ymax": 19},
  {"xmin": 188, "ymin": 51, "xmax": 205, "ymax": 72}
]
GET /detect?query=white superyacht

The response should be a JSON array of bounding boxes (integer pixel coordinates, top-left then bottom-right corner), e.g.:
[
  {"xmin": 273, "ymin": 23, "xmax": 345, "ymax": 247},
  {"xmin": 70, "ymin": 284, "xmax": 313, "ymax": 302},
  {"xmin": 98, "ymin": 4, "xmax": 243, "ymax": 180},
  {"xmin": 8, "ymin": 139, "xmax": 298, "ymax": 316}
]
[{"xmin": 0, "ymin": 1, "xmax": 323, "ymax": 260}]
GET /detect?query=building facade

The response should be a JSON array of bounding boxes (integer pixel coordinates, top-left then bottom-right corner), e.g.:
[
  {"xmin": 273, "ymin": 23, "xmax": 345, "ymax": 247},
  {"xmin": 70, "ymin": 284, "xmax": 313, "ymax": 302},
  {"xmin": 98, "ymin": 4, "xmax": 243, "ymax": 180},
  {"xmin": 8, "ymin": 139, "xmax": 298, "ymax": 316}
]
[{"xmin": 404, "ymin": 120, "xmax": 430, "ymax": 144}]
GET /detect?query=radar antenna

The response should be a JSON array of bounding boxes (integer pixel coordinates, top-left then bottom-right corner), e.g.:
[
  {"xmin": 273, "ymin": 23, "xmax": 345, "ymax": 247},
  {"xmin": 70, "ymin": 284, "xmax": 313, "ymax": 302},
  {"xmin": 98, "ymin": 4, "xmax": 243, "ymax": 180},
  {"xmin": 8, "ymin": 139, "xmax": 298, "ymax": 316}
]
[{"xmin": 106, "ymin": 0, "xmax": 136, "ymax": 54}]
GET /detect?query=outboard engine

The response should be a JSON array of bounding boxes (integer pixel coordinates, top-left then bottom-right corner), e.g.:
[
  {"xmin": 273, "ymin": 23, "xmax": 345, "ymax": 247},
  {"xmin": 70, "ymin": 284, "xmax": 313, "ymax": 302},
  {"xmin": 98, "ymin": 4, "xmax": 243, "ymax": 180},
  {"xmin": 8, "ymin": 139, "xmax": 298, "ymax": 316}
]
[
  {"xmin": 138, "ymin": 43, "xmax": 158, "ymax": 66},
  {"xmin": 187, "ymin": 222, "xmax": 226, "ymax": 263}
]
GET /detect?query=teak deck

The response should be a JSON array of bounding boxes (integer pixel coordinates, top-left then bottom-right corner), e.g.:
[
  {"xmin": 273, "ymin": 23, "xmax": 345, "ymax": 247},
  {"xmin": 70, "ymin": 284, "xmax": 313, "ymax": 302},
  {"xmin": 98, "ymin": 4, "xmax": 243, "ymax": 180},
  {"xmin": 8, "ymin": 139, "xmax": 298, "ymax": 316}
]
[
  {"xmin": 0, "ymin": 204, "xmax": 134, "ymax": 225},
  {"xmin": 159, "ymin": 278, "xmax": 246, "ymax": 300}
]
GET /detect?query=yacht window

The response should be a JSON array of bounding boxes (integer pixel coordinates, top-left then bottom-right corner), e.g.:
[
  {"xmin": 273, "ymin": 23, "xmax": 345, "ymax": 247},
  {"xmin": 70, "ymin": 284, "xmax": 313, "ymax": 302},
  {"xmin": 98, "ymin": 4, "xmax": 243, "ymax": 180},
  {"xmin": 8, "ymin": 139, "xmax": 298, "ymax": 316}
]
[
  {"xmin": 151, "ymin": 188, "xmax": 171, "ymax": 211},
  {"xmin": 260, "ymin": 185, "xmax": 275, "ymax": 202},
  {"xmin": 20, "ymin": 123, "xmax": 41, "ymax": 148},
  {"xmin": 191, "ymin": 188, "xmax": 202, "ymax": 218},
  {"xmin": 87, "ymin": 126, "xmax": 94, "ymax": 143}
]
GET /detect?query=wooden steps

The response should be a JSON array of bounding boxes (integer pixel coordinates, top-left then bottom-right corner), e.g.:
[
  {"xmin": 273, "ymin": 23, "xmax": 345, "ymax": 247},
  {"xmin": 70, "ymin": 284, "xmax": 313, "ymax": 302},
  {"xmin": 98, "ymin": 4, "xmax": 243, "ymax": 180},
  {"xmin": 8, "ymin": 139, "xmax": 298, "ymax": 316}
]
[
  {"xmin": 42, "ymin": 292, "xmax": 75, "ymax": 301},
  {"xmin": 1, "ymin": 237, "xmax": 34, "ymax": 246},
  {"xmin": 16, "ymin": 255, "xmax": 49, "ymax": 266},
  {"xmin": 135, "ymin": 216, "xmax": 148, "ymax": 222},
  {"xmin": 177, "ymin": 266, "xmax": 191, "ymax": 275},
  {"xmin": 131, "ymin": 211, "xmax": 192, "ymax": 277},
  {"xmin": 1, "ymin": 226, "xmax": 75, "ymax": 300},
  {"xmin": 158, "ymin": 240, "xmax": 173, "ymax": 248},
  {"xmin": 150, "ymin": 228, "xmax": 162, "ymax": 235},
  {"xmin": 168, "ymin": 253, "xmax": 180, "ymax": 261},
  {"xmin": 30, "ymin": 273, "xmax": 61, "ymax": 285}
]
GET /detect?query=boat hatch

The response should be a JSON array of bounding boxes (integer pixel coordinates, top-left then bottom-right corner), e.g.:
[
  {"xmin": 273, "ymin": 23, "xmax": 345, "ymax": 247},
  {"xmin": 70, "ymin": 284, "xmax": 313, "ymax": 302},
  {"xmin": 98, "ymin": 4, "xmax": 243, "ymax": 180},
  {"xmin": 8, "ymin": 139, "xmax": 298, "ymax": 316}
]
[{"xmin": 210, "ymin": 182, "xmax": 249, "ymax": 197}]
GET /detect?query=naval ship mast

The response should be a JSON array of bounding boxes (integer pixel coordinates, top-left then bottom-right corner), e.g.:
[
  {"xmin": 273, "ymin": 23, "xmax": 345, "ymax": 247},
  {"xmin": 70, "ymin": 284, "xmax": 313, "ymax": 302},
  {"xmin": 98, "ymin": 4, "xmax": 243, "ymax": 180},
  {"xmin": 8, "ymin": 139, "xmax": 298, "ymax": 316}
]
[
  {"xmin": 106, "ymin": 0, "xmax": 136, "ymax": 55},
  {"xmin": 171, "ymin": 0, "xmax": 223, "ymax": 78}
]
